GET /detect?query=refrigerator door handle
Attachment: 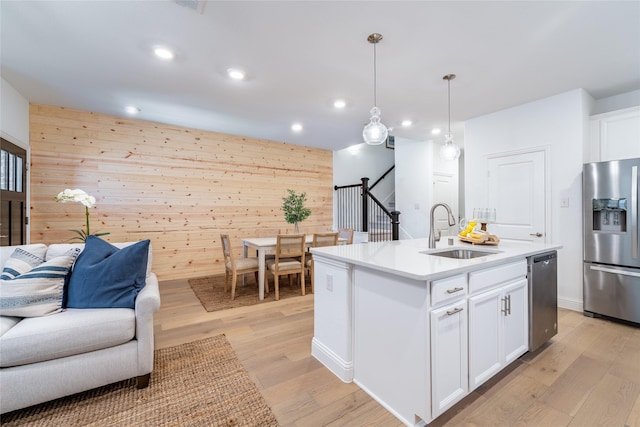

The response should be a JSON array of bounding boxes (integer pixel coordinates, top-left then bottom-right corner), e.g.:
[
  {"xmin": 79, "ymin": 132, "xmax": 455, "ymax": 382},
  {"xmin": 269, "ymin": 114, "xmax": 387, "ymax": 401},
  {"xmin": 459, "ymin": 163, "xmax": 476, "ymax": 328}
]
[
  {"xmin": 632, "ymin": 165, "xmax": 638, "ymax": 260},
  {"xmin": 590, "ymin": 264, "xmax": 640, "ymax": 278}
]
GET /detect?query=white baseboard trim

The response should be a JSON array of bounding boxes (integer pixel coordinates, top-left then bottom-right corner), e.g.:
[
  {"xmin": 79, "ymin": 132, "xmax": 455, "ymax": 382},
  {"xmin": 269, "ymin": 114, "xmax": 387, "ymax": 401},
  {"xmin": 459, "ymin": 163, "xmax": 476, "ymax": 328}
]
[
  {"xmin": 558, "ymin": 297, "xmax": 583, "ymax": 312},
  {"xmin": 311, "ymin": 337, "xmax": 353, "ymax": 383}
]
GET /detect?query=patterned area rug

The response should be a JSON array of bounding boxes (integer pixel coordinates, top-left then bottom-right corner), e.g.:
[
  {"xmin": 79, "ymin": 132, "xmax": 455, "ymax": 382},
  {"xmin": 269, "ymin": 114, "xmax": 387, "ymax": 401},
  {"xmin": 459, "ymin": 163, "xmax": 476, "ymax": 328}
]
[
  {"xmin": 189, "ymin": 274, "xmax": 312, "ymax": 312},
  {"xmin": 2, "ymin": 335, "xmax": 279, "ymax": 426}
]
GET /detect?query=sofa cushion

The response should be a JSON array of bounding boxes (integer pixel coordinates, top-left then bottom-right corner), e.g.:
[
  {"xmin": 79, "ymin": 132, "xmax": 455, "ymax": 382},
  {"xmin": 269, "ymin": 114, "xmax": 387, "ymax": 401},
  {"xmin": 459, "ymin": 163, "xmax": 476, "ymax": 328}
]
[
  {"xmin": 0, "ymin": 308, "xmax": 135, "ymax": 367},
  {"xmin": 0, "ymin": 249, "xmax": 81, "ymax": 317},
  {"xmin": 66, "ymin": 236, "xmax": 150, "ymax": 309},
  {"xmin": 0, "ymin": 315, "xmax": 20, "ymax": 337}
]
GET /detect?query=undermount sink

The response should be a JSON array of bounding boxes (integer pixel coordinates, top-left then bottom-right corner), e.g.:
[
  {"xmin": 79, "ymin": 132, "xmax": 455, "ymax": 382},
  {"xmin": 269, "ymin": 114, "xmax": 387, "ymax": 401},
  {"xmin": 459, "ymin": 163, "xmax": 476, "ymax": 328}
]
[{"xmin": 421, "ymin": 248, "xmax": 500, "ymax": 259}]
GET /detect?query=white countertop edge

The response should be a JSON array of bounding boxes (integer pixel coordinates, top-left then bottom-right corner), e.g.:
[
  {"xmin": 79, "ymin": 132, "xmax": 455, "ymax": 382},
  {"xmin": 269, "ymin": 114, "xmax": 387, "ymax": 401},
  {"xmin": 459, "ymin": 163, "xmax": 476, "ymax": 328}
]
[{"xmin": 311, "ymin": 238, "xmax": 563, "ymax": 282}]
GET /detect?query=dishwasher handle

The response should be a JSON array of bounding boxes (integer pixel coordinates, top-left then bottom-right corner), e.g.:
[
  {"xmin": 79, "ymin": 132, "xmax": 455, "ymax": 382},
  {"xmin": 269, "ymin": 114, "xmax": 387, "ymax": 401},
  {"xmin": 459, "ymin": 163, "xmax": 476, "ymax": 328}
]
[{"xmin": 530, "ymin": 251, "xmax": 557, "ymax": 265}]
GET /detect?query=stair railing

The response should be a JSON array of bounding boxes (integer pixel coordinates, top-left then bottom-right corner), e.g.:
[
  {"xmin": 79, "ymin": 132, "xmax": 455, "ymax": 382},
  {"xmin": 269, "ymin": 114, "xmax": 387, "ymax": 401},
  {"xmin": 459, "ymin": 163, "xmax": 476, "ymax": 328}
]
[{"xmin": 334, "ymin": 166, "xmax": 400, "ymax": 241}]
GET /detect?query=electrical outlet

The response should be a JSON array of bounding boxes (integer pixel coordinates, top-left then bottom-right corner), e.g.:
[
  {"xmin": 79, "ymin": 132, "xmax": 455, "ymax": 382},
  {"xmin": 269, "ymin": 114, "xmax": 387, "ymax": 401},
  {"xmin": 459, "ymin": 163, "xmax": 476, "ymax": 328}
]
[{"xmin": 326, "ymin": 274, "xmax": 333, "ymax": 291}]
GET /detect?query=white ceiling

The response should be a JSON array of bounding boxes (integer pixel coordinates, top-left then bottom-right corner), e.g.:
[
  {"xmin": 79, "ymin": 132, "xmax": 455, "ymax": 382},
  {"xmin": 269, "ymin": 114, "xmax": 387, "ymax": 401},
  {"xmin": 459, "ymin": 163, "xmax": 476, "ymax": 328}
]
[{"xmin": 2, "ymin": 1, "xmax": 639, "ymax": 152}]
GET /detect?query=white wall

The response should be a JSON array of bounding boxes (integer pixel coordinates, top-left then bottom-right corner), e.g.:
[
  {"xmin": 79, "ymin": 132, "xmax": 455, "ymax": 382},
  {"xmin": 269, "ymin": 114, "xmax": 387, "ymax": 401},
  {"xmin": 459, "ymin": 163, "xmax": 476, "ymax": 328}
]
[
  {"xmin": 464, "ymin": 89, "xmax": 593, "ymax": 311},
  {"xmin": 1, "ymin": 77, "xmax": 30, "ymax": 148},
  {"xmin": 395, "ymin": 138, "xmax": 432, "ymax": 239},
  {"xmin": 394, "ymin": 139, "xmax": 459, "ymax": 239}
]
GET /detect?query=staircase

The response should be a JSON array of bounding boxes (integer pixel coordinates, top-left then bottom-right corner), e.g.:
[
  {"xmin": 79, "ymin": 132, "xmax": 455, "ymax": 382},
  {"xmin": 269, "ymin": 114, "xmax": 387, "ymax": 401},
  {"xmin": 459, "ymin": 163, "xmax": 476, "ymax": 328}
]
[{"xmin": 334, "ymin": 167, "xmax": 399, "ymax": 242}]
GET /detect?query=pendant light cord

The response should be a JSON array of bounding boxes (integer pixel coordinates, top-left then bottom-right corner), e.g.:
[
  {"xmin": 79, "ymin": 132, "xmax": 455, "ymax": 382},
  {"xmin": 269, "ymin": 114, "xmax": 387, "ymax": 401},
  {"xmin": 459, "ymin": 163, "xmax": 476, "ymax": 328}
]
[
  {"xmin": 447, "ymin": 78, "xmax": 451, "ymax": 133},
  {"xmin": 373, "ymin": 42, "xmax": 377, "ymax": 107}
]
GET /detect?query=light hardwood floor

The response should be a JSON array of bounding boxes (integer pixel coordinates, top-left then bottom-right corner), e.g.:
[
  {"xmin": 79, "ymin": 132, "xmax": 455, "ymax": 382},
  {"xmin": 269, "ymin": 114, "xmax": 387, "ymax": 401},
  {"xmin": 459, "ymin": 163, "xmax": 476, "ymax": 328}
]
[{"xmin": 155, "ymin": 278, "xmax": 640, "ymax": 426}]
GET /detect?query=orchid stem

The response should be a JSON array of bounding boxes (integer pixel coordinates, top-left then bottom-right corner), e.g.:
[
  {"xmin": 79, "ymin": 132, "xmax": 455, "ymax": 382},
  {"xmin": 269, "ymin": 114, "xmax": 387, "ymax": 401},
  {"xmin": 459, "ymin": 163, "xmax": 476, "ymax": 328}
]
[{"xmin": 85, "ymin": 206, "xmax": 90, "ymax": 237}]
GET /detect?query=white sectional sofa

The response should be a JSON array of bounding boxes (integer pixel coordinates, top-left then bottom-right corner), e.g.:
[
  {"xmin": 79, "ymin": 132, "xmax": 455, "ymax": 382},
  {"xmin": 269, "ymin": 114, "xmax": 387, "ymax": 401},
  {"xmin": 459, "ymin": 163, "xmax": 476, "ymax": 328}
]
[{"xmin": 0, "ymin": 241, "xmax": 161, "ymax": 414}]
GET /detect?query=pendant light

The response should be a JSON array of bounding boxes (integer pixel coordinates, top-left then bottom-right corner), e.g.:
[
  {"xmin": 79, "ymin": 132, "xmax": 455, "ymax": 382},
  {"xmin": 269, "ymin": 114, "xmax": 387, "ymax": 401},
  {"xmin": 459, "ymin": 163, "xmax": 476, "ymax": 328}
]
[
  {"xmin": 440, "ymin": 74, "xmax": 461, "ymax": 160},
  {"xmin": 362, "ymin": 33, "xmax": 388, "ymax": 145}
]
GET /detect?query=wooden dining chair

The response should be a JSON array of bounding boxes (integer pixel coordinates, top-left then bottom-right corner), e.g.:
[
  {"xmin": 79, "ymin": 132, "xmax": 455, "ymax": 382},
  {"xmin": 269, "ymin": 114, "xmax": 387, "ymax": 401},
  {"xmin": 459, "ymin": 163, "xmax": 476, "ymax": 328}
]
[
  {"xmin": 266, "ymin": 234, "xmax": 306, "ymax": 301},
  {"xmin": 220, "ymin": 234, "xmax": 260, "ymax": 300},
  {"xmin": 305, "ymin": 232, "xmax": 339, "ymax": 293},
  {"xmin": 338, "ymin": 228, "xmax": 354, "ymax": 244}
]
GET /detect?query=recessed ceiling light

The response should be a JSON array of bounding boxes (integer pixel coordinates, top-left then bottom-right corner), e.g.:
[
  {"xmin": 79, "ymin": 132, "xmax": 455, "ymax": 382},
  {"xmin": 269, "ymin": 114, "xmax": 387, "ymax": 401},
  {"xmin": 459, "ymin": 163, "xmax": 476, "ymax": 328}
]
[
  {"xmin": 227, "ymin": 68, "xmax": 246, "ymax": 80},
  {"xmin": 401, "ymin": 120, "xmax": 413, "ymax": 127},
  {"xmin": 291, "ymin": 123, "xmax": 303, "ymax": 132},
  {"xmin": 431, "ymin": 128, "xmax": 442, "ymax": 135},
  {"xmin": 153, "ymin": 47, "xmax": 174, "ymax": 60},
  {"xmin": 334, "ymin": 99, "xmax": 346, "ymax": 109},
  {"xmin": 125, "ymin": 106, "xmax": 140, "ymax": 115}
]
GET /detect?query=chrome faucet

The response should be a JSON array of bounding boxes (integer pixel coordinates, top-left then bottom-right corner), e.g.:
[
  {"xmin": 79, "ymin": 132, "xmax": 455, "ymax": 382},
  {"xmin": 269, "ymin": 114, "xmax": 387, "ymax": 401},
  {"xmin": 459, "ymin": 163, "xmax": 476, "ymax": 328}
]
[{"xmin": 429, "ymin": 203, "xmax": 457, "ymax": 248}]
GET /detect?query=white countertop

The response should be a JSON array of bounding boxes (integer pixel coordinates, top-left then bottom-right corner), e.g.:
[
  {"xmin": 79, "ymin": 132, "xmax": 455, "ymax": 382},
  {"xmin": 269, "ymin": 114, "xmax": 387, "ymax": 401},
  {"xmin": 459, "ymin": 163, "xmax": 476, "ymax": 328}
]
[{"xmin": 311, "ymin": 238, "xmax": 562, "ymax": 281}]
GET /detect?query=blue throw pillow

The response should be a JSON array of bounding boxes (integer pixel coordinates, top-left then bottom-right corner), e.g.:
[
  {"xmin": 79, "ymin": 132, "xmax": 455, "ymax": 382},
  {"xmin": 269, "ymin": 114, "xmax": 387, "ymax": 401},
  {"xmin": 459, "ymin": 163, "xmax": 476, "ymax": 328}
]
[{"xmin": 66, "ymin": 236, "xmax": 150, "ymax": 309}]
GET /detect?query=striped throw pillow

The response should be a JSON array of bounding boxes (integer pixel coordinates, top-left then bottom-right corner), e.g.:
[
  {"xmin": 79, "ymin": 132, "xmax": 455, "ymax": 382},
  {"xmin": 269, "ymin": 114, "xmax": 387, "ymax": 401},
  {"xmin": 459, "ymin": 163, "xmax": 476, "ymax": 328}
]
[
  {"xmin": 1, "ymin": 247, "xmax": 47, "ymax": 280},
  {"xmin": 0, "ymin": 248, "xmax": 81, "ymax": 317}
]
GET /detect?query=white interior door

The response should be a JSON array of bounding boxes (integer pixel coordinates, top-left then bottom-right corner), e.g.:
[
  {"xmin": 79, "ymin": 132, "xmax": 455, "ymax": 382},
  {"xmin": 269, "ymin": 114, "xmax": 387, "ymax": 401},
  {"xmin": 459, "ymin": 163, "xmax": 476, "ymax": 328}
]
[
  {"xmin": 487, "ymin": 150, "xmax": 547, "ymax": 243},
  {"xmin": 433, "ymin": 172, "xmax": 458, "ymax": 237}
]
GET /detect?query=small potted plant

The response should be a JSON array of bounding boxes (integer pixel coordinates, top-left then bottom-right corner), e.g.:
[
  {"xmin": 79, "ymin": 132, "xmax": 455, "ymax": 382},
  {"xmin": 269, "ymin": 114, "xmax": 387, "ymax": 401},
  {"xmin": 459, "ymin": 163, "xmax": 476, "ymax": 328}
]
[
  {"xmin": 281, "ymin": 189, "xmax": 311, "ymax": 234},
  {"xmin": 55, "ymin": 188, "xmax": 110, "ymax": 242}
]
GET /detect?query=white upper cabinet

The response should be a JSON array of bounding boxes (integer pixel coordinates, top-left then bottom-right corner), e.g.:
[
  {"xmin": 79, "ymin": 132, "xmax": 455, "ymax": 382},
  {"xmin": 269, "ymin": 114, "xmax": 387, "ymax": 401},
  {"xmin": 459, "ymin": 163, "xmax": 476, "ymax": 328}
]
[{"xmin": 589, "ymin": 107, "xmax": 640, "ymax": 162}]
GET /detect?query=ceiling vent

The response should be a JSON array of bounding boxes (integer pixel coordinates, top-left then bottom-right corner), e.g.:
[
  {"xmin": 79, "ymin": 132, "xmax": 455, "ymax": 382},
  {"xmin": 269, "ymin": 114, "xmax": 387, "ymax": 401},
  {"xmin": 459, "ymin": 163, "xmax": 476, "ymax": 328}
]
[{"xmin": 174, "ymin": 0, "xmax": 206, "ymax": 14}]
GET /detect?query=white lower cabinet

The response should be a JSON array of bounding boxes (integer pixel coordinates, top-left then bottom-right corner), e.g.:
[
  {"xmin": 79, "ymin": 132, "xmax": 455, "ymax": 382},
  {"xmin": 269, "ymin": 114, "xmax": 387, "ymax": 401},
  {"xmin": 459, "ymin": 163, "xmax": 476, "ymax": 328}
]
[
  {"xmin": 319, "ymin": 258, "xmax": 530, "ymax": 425},
  {"xmin": 430, "ymin": 299, "xmax": 468, "ymax": 418},
  {"xmin": 468, "ymin": 277, "xmax": 528, "ymax": 391}
]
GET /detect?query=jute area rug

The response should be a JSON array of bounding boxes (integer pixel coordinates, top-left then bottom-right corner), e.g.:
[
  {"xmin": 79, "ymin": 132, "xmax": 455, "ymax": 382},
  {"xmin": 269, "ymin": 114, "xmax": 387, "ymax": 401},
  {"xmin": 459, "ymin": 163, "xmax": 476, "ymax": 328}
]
[
  {"xmin": 2, "ymin": 335, "xmax": 279, "ymax": 427},
  {"xmin": 189, "ymin": 274, "xmax": 312, "ymax": 312}
]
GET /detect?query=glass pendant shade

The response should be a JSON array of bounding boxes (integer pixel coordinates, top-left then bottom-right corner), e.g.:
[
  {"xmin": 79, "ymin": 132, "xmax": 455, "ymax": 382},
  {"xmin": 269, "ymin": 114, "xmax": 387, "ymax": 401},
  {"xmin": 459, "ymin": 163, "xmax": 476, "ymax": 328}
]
[
  {"xmin": 440, "ymin": 74, "xmax": 461, "ymax": 161},
  {"xmin": 363, "ymin": 33, "xmax": 387, "ymax": 146},
  {"xmin": 363, "ymin": 107, "xmax": 388, "ymax": 145},
  {"xmin": 440, "ymin": 139, "xmax": 461, "ymax": 161}
]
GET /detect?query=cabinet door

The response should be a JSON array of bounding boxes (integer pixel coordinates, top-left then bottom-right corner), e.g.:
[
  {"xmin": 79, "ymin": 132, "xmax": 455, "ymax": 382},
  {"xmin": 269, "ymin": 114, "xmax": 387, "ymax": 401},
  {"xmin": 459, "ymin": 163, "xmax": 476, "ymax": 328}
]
[
  {"xmin": 468, "ymin": 287, "xmax": 502, "ymax": 391},
  {"xmin": 502, "ymin": 278, "xmax": 529, "ymax": 364},
  {"xmin": 590, "ymin": 108, "xmax": 640, "ymax": 162},
  {"xmin": 431, "ymin": 299, "xmax": 468, "ymax": 418}
]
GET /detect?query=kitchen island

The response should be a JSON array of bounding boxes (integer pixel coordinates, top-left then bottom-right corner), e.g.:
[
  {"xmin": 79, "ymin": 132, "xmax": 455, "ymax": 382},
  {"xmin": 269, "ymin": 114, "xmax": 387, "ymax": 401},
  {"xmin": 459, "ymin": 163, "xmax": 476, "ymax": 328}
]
[{"xmin": 310, "ymin": 238, "xmax": 562, "ymax": 426}]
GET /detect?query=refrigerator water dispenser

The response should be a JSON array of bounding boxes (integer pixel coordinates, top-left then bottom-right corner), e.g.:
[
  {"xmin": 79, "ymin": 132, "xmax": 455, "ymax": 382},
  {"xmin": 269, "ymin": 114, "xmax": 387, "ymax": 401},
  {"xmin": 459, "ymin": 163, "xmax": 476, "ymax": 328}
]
[{"xmin": 591, "ymin": 198, "xmax": 627, "ymax": 232}]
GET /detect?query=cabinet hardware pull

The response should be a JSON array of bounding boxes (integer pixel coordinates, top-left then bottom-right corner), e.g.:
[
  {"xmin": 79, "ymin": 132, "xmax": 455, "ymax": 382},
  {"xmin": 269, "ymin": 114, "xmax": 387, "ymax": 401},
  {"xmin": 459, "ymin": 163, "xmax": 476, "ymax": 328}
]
[
  {"xmin": 446, "ymin": 307, "xmax": 463, "ymax": 316},
  {"xmin": 446, "ymin": 287, "xmax": 464, "ymax": 294},
  {"xmin": 529, "ymin": 232, "xmax": 543, "ymax": 237},
  {"xmin": 501, "ymin": 297, "xmax": 508, "ymax": 316},
  {"xmin": 507, "ymin": 294, "xmax": 512, "ymax": 315}
]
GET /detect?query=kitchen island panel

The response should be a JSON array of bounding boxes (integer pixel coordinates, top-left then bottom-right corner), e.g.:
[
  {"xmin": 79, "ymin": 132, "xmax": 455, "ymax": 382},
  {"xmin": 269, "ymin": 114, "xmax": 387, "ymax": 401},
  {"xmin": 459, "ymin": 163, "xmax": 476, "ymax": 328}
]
[
  {"xmin": 353, "ymin": 266, "xmax": 430, "ymax": 425},
  {"xmin": 311, "ymin": 257, "xmax": 354, "ymax": 382}
]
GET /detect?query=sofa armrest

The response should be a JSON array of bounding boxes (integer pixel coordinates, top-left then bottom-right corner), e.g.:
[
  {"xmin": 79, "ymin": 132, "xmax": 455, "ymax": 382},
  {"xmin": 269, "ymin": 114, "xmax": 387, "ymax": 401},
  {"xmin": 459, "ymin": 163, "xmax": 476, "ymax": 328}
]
[
  {"xmin": 135, "ymin": 272, "xmax": 161, "ymax": 375},
  {"xmin": 135, "ymin": 272, "xmax": 161, "ymax": 321}
]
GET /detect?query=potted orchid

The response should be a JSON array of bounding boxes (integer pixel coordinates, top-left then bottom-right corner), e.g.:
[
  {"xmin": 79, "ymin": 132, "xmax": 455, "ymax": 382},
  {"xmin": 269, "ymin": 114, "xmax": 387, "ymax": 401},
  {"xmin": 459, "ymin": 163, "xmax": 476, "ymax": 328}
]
[
  {"xmin": 55, "ymin": 188, "xmax": 110, "ymax": 242},
  {"xmin": 281, "ymin": 189, "xmax": 311, "ymax": 234}
]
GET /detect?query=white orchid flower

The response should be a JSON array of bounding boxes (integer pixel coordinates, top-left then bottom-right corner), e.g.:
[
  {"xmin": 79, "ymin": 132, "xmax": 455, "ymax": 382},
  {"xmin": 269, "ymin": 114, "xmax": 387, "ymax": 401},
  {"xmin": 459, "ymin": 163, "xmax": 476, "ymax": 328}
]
[{"xmin": 55, "ymin": 188, "xmax": 107, "ymax": 242}]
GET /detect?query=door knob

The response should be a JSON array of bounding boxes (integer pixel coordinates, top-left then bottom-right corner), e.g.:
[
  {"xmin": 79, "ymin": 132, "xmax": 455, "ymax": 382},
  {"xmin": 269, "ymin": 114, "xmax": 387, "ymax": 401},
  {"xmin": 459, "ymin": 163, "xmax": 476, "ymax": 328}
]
[{"xmin": 529, "ymin": 232, "xmax": 543, "ymax": 237}]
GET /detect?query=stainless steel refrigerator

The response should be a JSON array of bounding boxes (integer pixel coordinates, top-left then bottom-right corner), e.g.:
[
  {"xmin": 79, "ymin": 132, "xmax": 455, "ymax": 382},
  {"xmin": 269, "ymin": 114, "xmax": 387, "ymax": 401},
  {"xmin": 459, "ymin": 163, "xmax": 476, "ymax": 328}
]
[{"xmin": 583, "ymin": 158, "xmax": 640, "ymax": 324}]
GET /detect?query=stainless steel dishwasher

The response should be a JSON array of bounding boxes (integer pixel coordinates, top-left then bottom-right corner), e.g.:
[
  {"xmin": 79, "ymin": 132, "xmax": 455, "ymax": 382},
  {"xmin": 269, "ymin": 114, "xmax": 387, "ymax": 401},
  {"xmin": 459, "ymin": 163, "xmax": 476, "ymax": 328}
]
[{"xmin": 527, "ymin": 251, "xmax": 558, "ymax": 351}]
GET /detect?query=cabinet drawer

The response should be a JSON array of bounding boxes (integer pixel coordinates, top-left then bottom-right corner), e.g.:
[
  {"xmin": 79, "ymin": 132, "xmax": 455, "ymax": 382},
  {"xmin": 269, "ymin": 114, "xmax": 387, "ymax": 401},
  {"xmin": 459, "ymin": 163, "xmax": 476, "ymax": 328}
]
[
  {"xmin": 431, "ymin": 274, "xmax": 467, "ymax": 306},
  {"xmin": 469, "ymin": 260, "xmax": 527, "ymax": 295}
]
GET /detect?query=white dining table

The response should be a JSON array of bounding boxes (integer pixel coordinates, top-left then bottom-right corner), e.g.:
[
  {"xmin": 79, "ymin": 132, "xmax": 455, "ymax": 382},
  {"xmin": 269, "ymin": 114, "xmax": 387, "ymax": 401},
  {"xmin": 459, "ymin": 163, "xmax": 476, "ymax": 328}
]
[{"xmin": 242, "ymin": 235, "xmax": 344, "ymax": 300}]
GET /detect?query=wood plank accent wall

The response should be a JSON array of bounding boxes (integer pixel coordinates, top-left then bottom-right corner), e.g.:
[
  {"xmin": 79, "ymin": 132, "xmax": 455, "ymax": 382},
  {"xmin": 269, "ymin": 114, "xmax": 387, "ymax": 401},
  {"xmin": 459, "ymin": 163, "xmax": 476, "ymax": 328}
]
[{"xmin": 29, "ymin": 104, "xmax": 333, "ymax": 281}]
